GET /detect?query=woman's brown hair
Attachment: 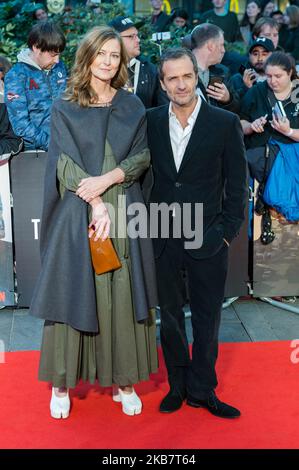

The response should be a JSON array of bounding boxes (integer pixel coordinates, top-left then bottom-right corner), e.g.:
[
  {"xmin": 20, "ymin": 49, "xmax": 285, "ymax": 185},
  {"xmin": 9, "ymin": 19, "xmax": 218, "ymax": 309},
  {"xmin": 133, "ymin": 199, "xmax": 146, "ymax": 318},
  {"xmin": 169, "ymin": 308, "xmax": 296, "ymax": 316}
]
[
  {"xmin": 65, "ymin": 26, "xmax": 128, "ymax": 107},
  {"xmin": 265, "ymin": 51, "xmax": 298, "ymax": 80}
]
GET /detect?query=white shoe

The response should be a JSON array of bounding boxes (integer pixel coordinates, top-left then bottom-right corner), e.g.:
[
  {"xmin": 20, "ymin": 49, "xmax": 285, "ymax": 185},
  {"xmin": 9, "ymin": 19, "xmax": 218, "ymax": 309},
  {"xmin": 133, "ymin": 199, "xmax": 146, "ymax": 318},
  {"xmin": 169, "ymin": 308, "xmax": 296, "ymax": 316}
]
[
  {"xmin": 113, "ymin": 387, "xmax": 142, "ymax": 416},
  {"xmin": 112, "ymin": 385, "xmax": 121, "ymax": 403},
  {"xmin": 50, "ymin": 387, "xmax": 70, "ymax": 419}
]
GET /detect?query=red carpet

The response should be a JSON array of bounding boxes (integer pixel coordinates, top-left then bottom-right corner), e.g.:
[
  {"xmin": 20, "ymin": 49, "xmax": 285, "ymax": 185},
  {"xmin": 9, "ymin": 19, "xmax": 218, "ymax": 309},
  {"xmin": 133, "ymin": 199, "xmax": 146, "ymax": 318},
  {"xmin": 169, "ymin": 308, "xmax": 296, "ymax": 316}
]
[{"xmin": 0, "ymin": 341, "xmax": 298, "ymax": 449}]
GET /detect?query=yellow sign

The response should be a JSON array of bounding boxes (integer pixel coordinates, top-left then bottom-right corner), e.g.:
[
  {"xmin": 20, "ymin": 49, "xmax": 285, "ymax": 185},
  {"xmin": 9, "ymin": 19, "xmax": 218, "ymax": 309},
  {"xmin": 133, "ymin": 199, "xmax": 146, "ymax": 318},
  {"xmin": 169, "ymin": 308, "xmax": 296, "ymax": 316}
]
[
  {"xmin": 230, "ymin": 0, "xmax": 239, "ymax": 14},
  {"xmin": 162, "ymin": 0, "xmax": 172, "ymax": 15}
]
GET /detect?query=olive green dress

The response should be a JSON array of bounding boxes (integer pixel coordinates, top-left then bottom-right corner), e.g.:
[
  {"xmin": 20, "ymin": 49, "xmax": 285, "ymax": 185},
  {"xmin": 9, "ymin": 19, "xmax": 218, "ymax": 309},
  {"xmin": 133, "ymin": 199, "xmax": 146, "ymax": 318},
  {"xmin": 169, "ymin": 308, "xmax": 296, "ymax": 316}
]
[{"xmin": 38, "ymin": 141, "xmax": 158, "ymax": 388}]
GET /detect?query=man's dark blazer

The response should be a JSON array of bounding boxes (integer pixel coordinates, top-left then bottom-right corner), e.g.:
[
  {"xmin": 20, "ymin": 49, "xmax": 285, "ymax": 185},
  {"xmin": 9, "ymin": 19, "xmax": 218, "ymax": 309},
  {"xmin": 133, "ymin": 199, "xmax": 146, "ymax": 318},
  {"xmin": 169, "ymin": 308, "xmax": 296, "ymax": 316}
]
[{"xmin": 147, "ymin": 99, "xmax": 248, "ymax": 259}]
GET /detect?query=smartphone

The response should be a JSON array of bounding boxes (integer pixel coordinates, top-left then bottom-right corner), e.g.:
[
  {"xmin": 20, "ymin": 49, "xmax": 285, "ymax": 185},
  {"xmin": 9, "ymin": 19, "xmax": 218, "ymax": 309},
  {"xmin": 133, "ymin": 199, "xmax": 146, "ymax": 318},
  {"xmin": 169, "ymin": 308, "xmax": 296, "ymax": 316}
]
[
  {"xmin": 209, "ymin": 76, "xmax": 224, "ymax": 87},
  {"xmin": 239, "ymin": 65, "xmax": 256, "ymax": 82},
  {"xmin": 272, "ymin": 101, "xmax": 287, "ymax": 120},
  {"xmin": 238, "ymin": 64, "xmax": 246, "ymax": 76}
]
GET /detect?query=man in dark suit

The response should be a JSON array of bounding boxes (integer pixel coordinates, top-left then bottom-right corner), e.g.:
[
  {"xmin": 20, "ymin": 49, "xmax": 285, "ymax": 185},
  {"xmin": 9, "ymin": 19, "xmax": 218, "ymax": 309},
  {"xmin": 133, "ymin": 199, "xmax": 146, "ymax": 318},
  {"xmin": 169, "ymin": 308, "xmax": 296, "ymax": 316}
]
[{"xmin": 147, "ymin": 48, "xmax": 248, "ymax": 418}]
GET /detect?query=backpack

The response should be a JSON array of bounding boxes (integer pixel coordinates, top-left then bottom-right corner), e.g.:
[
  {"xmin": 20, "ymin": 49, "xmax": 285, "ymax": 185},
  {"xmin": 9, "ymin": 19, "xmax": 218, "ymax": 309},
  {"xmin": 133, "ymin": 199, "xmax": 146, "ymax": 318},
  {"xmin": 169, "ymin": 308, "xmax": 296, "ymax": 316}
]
[{"xmin": 263, "ymin": 141, "xmax": 299, "ymax": 222}]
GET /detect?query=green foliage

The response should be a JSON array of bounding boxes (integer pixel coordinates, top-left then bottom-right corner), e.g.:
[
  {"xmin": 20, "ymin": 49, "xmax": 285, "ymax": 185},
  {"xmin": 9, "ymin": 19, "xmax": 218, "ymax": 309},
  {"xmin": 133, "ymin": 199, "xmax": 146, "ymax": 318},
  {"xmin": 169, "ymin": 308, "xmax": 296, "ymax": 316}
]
[
  {"xmin": 136, "ymin": 19, "xmax": 188, "ymax": 64},
  {"xmin": 0, "ymin": 0, "xmax": 172, "ymax": 68},
  {"xmin": 0, "ymin": 0, "xmax": 38, "ymax": 59},
  {"xmin": 225, "ymin": 40, "xmax": 247, "ymax": 56},
  {"xmin": 53, "ymin": 3, "xmax": 126, "ymax": 69},
  {"xmin": 0, "ymin": 23, "xmax": 20, "ymax": 59},
  {"xmin": 0, "ymin": 1, "xmax": 247, "ymax": 69}
]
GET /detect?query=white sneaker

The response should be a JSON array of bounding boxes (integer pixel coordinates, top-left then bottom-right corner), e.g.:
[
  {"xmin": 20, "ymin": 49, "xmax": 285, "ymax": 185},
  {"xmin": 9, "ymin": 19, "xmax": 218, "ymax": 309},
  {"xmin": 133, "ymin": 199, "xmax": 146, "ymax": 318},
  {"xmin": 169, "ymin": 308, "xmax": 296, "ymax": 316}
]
[
  {"xmin": 113, "ymin": 387, "xmax": 142, "ymax": 416},
  {"xmin": 112, "ymin": 384, "xmax": 121, "ymax": 402},
  {"xmin": 50, "ymin": 387, "xmax": 70, "ymax": 419}
]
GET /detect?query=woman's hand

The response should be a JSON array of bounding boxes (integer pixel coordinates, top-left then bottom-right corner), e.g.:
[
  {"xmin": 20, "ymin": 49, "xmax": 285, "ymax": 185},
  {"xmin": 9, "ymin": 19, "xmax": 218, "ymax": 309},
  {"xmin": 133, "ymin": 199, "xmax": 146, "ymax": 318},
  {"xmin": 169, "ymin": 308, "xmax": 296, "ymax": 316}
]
[
  {"xmin": 76, "ymin": 174, "xmax": 112, "ymax": 202},
  {"xmin": 207, "ymin": 82, "xmax": 230, "ymax": 103},
  {"xmin": 89, "ymin": 198, "xmax": 110, "ymax": 241},
  {"xmin": 76, "ymin": 168, "xmax": 125, "ymax": 203},
  {"xmin": 250, "ymin": 114, "xmax": 268, "ymax": 133},
  {"xmin": 270, "ymin": 114, "xmax": 291, "ymax": 136}
]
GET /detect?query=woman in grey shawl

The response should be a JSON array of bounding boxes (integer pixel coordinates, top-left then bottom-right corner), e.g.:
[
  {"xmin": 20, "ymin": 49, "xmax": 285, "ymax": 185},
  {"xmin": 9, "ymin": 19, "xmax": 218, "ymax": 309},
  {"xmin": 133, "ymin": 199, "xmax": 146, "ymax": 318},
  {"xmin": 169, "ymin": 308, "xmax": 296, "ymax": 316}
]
[{"xmin": 30, "ymin": 26, "xmax": 158, "ymax": 418}]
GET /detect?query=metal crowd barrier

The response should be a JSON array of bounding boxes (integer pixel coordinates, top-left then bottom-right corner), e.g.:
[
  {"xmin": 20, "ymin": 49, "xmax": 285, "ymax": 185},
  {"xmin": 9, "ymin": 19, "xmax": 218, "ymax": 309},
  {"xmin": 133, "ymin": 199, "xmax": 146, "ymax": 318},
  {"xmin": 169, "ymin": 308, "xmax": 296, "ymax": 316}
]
[{"xmin": 5, "ymin": 151, "xmax": 298, "ymax": 312}]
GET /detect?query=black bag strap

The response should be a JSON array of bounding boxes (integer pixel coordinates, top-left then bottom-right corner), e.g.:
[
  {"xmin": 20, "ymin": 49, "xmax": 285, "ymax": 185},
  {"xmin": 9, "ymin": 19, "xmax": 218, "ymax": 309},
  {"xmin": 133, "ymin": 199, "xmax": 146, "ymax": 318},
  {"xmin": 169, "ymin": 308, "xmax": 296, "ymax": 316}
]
[
  {"xmin": 255, "ymin": 144, "xmax": 270, "ymax": 215},
  {"xmin": 260, "ymin": 144, "xmax": 270, "ymax": 186},
  {"xmin": 267, "ymin": 87, "xmax": 277, "ymax": 109}
]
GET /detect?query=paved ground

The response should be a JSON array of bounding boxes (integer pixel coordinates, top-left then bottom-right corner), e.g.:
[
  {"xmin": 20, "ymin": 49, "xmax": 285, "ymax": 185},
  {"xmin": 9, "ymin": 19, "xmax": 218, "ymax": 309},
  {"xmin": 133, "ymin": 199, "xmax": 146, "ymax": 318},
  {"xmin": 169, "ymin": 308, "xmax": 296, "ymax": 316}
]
[{"xmin": 1, "ymin": 297, "xmax": 299, "ymax": 352}]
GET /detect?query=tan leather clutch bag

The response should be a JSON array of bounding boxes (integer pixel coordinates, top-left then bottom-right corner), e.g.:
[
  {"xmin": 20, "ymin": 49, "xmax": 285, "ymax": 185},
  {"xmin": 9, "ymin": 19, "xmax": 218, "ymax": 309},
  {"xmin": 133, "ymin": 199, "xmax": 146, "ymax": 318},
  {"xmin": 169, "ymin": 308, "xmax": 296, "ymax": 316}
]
[{"xmin": 89, "ymin": 231, "xmax": 121, "ymax": 275}]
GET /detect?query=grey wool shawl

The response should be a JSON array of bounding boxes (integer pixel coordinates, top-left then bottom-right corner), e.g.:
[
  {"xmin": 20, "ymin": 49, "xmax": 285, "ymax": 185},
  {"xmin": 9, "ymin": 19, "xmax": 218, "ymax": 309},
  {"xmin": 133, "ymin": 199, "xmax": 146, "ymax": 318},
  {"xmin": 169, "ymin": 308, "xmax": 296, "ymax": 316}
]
[{"xmin": 30, "ymin": 89, "xmax": 158, "ymax": 333}]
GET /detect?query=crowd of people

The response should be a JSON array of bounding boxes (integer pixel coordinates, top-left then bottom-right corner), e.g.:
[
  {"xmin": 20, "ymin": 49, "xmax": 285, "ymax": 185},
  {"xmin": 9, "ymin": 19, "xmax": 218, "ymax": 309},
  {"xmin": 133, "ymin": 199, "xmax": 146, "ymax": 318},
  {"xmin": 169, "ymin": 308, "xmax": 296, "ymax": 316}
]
[
  {"xmin": 0, "ymin": 0, "xmax": 299, "ymax": 421},
  {"xmin": 3, "ymin": 1, "xmax": 299, "ymax": 146}
]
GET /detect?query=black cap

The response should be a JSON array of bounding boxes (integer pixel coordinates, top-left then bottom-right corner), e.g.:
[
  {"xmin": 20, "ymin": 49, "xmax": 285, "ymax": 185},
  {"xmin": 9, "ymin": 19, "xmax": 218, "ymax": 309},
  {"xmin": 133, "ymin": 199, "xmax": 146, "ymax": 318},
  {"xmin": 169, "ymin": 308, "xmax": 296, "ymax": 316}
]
[
  {"xmin": 249, "ymin": 37, "xmax": 275, "ymax": 53},
  {"xmin": 108, "ymin": 16, "xmax": 136, "ymax": 33}
]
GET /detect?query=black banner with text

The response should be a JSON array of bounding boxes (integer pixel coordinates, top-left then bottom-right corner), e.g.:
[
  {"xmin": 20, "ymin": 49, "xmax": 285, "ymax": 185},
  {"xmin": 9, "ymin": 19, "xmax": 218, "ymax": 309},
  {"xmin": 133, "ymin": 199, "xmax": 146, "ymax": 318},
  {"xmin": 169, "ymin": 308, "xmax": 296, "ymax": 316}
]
[
  {"xmin": 0, "ymin": 161, "xmax": 14, "ymax": 307},
  {"xmin": 10, "ymin": 151, "xmax": 47, "ymax": 307}
]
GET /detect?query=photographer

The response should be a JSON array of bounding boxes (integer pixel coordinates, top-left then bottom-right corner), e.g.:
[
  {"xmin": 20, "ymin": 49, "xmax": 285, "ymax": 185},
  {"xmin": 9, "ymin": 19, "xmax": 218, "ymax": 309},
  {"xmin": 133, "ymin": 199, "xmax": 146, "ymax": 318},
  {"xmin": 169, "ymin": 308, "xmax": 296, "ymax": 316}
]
[{"xmin": 230, "ymin": 37, "xmax": 274, "ymax": 100}]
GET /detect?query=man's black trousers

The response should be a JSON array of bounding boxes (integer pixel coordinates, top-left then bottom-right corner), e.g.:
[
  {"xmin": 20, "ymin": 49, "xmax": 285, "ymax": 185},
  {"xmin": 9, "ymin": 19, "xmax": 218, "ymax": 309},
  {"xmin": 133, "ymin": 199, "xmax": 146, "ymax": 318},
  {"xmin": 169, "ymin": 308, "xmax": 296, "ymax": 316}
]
[{"xmin": 155, "ymin": 237, "xmax": 229, "ymax": 400}]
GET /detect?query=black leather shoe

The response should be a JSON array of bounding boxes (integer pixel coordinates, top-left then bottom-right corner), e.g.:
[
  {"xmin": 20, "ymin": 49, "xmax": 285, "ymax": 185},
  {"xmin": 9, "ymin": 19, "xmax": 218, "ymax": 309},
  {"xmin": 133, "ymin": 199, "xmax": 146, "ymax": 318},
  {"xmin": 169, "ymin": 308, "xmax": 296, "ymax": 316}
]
[
  {"xmin": 187, "ymin": 391, "xmax": 241, "ymax": 419},
  {"xmin": 159, "ymin": 390, "xmax": 186, "ymax": 413}
]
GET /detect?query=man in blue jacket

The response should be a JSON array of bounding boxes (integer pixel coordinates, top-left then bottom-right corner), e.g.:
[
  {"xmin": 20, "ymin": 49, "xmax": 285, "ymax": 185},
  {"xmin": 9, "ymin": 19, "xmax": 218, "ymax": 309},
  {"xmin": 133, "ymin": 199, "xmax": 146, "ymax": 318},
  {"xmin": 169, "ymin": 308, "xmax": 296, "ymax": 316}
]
[{"xmin": 4, "ymin": 21, "xmax": 67, "ymax": 151}]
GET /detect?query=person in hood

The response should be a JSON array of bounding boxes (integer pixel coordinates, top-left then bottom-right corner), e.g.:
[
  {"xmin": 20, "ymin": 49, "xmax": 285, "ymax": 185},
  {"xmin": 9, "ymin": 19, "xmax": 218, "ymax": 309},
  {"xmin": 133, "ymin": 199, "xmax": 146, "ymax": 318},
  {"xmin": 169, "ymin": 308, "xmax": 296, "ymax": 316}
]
[{"xmin": 4, "ymin": 21, "xmax": 67, "ymax": 151}]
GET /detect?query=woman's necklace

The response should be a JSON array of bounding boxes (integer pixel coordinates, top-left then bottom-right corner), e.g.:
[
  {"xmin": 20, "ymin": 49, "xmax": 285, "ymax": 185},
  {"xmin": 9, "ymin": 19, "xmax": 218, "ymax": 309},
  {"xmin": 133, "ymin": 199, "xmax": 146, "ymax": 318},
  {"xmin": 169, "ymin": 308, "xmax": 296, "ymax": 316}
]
[
  {"xmin": 92, "ymin": 101, "xmax": 112, "ymax": 108},
  {"xmin": 92, "ymin": 88, "xmax": 117, "ymax": 107}
]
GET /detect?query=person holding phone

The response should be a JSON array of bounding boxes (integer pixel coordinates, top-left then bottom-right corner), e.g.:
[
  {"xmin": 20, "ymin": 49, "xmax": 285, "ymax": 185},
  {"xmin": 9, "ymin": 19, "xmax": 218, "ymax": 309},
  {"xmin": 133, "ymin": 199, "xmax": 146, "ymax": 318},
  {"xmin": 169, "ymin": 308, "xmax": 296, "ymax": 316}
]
[
  {"xmin": 240, "ymin": 52, "xmax": 299, "ymax": 148},
  {"xmin": 240, "ymin": 51, "xmax": 299, "ymax": 302},
  {"xmin": 190, "ymin": 23, "xmax": 240, "ymax": 113},
  {"xmin": 230, "ymin": 37, "xmax": 274, "ymax": 100}
]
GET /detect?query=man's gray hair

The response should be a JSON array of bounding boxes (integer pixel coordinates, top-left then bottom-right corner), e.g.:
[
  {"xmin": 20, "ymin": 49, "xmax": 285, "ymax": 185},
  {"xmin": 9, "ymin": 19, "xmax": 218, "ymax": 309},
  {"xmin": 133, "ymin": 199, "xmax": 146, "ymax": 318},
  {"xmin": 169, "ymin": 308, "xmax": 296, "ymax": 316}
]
[
  {"xmin": 191, "ymin": 23, "xmax": 223, "ymax": 50},
  {"xmin": 158, "ymin": 47, "xmax": 198, "ymax": 81}
]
